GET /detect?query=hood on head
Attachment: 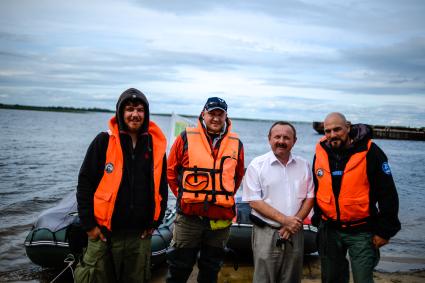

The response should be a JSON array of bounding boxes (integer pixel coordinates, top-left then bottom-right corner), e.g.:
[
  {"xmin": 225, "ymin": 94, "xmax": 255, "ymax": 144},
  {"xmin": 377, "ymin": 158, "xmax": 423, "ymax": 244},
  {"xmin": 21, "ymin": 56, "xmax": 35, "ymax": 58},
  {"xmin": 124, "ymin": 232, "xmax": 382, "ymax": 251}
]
[
  {"xmin": 349, "ymin": 123, "xmax": 373, "ymax": 144},
  {"xmin": 115, "ymin": 88, "xmax": 150, "ymax": 134}
]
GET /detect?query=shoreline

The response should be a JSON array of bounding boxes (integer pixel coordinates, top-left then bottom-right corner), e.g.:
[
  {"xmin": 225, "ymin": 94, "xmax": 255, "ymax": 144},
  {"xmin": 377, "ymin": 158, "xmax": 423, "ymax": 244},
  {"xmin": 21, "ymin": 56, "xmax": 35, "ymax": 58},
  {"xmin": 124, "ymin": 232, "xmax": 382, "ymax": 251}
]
[
  {"xmin": 4, "ymin": 104, "xmax": 423, "ymax": 127},
  {"xmin": 0, "ymin": 104, "xmax": 297, "ymax": 124}
]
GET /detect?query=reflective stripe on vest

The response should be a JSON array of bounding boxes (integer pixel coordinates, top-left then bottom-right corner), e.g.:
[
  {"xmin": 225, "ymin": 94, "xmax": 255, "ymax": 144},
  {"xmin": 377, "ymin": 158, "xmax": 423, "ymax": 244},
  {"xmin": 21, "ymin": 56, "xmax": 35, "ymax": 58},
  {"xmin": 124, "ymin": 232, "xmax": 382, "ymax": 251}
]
[
  {"xmin": 314, "ymin": 138, "xmax": 372, "ymax": 224},
  {"xmin": 181, "ymin": 122, "xmax": 239, "ymax": 208},
  {"xmin": 93, "ymin": 116, "xmax": 166, "ymax": 231}
]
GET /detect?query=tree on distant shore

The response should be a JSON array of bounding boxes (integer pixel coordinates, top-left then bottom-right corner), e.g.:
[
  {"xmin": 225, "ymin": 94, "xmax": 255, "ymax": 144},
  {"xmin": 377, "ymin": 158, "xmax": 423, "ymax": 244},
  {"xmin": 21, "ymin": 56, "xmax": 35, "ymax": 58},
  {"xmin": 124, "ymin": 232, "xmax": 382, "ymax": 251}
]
[{"xmin": 0, "ymin": 103, "xmax": 114, "ymax": 113}]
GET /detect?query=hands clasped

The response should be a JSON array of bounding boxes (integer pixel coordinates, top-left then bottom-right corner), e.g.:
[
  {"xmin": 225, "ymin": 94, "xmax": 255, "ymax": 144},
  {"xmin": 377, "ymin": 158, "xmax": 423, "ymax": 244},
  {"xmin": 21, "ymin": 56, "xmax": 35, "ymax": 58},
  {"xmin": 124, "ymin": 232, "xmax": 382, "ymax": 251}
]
[{"xmin": 278, "ymin": 216, "xmax": 302, "ymax": 239}]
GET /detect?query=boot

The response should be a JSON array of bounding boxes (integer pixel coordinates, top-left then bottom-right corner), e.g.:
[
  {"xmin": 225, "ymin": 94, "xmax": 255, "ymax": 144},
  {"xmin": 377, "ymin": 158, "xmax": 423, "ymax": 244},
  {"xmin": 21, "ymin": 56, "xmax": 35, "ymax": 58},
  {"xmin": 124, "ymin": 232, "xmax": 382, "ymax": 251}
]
[
  {"xmin": 166, "ymin": 247, "xmax": 198, "ymax": 283},
  {"xmin": 197, "ymin": 245, "xmax": 225, "ymax": 283}
]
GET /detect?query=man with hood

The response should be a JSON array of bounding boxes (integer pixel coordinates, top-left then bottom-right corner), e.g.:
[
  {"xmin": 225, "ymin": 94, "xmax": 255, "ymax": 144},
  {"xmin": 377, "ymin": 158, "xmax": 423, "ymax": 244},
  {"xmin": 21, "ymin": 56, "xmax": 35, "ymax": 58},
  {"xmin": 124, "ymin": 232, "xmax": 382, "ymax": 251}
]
[
  {"xmin": 166, "ymin": 97, "xmax": 245, "ymax": 283},
  {"xmin": 75, "ymin": 88, "xmax": 168, "ymax": 283},
  {"xmin": 312, "ymin": 112, "xmax": 401, "ymax": 283}
]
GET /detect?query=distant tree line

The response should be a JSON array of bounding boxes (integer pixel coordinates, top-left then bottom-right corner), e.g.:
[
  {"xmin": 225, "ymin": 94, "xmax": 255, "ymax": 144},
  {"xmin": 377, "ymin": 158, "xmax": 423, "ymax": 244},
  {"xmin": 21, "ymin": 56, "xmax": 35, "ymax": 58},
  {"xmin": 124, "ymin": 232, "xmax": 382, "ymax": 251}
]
[{"xmin": 0, "ymin": 103, "xmax": 114, "ymax": 113}]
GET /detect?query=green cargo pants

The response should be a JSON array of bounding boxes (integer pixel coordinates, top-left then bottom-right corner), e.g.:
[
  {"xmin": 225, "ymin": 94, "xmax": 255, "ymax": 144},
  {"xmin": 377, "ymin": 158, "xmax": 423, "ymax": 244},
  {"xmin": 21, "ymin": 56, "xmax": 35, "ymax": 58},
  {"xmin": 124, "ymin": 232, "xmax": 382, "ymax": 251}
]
[
  {"xmin": 74, "ymin": 230, "xmax": 151, "ymax": 283},
  {"xmin": 318, "ymin": 223, "xmax": 380, "ymax": 283}
]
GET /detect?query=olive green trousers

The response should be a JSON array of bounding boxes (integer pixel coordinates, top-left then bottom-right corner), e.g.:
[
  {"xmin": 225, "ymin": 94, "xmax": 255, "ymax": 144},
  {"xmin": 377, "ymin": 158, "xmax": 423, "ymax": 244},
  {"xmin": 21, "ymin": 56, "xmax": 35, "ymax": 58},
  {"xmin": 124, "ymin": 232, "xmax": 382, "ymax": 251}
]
[
  {"xmin": 74, "ymin": 230, "xmax": 151, "ymax": 283},
  {"xmin": 318, "ymin": 224, "xmax": 380, "ymax": 283}
]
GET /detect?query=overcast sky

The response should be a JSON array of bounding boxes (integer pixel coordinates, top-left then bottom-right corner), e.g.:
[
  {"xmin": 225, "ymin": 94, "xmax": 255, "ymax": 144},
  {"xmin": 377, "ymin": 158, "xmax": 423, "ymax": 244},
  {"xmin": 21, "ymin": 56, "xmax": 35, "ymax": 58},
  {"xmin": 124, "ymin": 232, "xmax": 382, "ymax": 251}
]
[{"xmin": 1, "ymin": 0, "xmax": 424, "ymax": 126}]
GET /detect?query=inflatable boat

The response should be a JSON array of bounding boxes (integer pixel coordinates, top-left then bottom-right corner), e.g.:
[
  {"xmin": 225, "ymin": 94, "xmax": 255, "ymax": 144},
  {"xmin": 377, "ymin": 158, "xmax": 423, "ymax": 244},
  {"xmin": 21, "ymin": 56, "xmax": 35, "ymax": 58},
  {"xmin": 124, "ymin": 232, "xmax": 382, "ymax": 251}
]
[
  {"xmin": 25, "ymin": 193, "xmax": 316, "ymax": 268},
  {"xmin": 24, "ymin": 193, "xmax": 176, "ymax": 268},
  {"xmin": 227, "ymin": 201, "xmax": 318, "ymax": 256}
]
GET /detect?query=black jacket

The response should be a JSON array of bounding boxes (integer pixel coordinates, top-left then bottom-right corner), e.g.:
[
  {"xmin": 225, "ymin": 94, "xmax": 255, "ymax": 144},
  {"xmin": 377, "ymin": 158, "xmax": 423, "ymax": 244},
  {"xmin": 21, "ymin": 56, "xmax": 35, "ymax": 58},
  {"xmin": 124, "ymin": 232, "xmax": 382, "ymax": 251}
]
[
  {"xmin": 76, "ymin": 88, "xmax": 168, "ymax": 232},
  {"xmin": 312, "ymin": 124, "xmax": 401, "ymax": 240}
]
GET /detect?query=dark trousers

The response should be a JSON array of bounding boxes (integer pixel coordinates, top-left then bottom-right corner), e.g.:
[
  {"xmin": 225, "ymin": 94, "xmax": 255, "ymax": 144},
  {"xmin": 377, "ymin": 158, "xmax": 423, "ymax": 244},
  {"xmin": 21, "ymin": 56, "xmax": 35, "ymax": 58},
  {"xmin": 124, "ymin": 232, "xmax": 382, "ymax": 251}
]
[
  {"xmin": 318, "ymin": 224, "xmax": 380, "ymax": 283},
  {"xmin": 166, "ymin": 214, "xmax": 230, "ymax": 283}
]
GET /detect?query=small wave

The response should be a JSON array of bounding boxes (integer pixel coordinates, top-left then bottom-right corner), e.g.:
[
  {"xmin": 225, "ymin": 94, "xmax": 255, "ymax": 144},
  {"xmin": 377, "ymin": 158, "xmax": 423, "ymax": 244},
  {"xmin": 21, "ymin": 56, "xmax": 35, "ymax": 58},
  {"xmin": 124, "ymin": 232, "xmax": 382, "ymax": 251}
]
[
  {"xmin": 381, "ymin": 256, "xmax": 425, "ymax": 264},
  {"xmin": 0, "ymin": 197, "xmax": 61, "ymax": 217},
  {"xmin": 0, "ymin": 223, "xmax": 33, "ymax": 238}
]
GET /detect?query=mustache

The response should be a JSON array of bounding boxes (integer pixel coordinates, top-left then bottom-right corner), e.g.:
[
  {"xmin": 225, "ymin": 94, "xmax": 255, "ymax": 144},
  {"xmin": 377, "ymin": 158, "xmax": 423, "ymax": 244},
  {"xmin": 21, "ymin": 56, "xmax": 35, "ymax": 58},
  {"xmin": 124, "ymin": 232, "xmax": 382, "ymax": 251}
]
[
  {"xmin": 276, "ymin": 143, "xmax": 288, "ymax": 148},
  {"xmin": 330, "ymin": 137, "xmax": 341, "ymax": 142},
  {"xmin": 128, "ymin": 117, "xmax": 142, "ymax": 122}
]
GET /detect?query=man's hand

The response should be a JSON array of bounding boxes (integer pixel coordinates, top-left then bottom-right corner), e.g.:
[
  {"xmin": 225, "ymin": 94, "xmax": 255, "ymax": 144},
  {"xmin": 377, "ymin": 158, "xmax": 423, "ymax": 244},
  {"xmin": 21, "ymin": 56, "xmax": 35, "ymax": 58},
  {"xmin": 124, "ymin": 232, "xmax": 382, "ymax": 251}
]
[
  {"xmin": 278, "ymin": 227, "xmax": 291, "ymax": 240},
  {"xmin": 281, "ymin": 215, "xmax": 302, "ymax": 234},
  {"xmin": 373, "ymin": 235, "xmax": 389, "ymax": 249},
  {"xmin": 87, "ymin": 226, "xmax": 106, "ymax": 242},
  {"xmin": 141, "ymin": 228, "xmax": 155, "ymax": 239}
]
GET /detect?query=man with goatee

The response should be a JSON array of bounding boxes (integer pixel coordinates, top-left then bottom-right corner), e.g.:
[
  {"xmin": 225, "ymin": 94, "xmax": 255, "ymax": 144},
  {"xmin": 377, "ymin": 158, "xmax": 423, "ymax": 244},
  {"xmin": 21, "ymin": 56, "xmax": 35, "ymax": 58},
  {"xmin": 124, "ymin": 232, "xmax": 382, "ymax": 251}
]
[{"xmin": 312, "ymin": 112, "xmax": 401, "ymax": 283}]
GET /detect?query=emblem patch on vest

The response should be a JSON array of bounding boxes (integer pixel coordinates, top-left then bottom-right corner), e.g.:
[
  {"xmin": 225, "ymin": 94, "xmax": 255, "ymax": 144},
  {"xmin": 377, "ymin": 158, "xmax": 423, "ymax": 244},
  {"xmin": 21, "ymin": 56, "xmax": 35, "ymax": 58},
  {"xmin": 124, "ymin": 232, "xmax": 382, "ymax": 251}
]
[
  {"xmin": 382, "ymin": 162, "xmax": 392, "ymax": 175},
  {"xmin": 232, "ymin": 150, "xmax": 237, "ymax": 159},
  {"xmin": 105, "ymin": 162, "xmax": 114, "ymax": 174},
  {"xmin": 316, "ymin": 168, "xmax": 324, "ymax": 177}
]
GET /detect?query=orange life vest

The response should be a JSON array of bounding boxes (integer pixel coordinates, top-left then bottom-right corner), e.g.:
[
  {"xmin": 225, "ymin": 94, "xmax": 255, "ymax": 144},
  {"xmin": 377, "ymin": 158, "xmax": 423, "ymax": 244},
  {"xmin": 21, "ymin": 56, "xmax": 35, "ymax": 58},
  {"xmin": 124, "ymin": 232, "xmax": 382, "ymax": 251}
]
[
  {"xmin": 314, "ymin": 137, "xmax": 372, "ymax": 226},
  {"xmin": 180, "ymin": 121, "xmax": 240, "ymax": 208},
  {"xmin": 93, "ymin": 116, "xmax": 166, "ymax": 231}
]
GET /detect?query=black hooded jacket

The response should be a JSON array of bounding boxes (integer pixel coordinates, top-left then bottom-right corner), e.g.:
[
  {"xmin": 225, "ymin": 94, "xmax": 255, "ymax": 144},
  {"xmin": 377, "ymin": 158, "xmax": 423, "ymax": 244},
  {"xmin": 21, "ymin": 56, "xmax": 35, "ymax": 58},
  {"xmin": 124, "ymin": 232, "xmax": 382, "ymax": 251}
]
[
  {"xmin": 312, "ymin": 124, "xmax": 401, "ymax": 240},
  {"xmin": 76, "ymin": 88, "xmax": 168, "ymax": 232}
]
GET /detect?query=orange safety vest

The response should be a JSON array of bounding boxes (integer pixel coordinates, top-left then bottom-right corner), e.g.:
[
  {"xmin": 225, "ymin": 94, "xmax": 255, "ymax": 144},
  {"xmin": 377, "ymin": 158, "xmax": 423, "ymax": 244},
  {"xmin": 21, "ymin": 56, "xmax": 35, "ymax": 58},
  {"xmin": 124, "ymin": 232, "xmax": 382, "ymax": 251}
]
[
  {"xmin": 93, "ymin": 116, "xmax": 166, "ymax": 231},
  {"xmin": 314, "ymin": 137, "xmax": 372, "ymax": 226},
  {"xmin": 181, "ymin": 121, "xmax": 240, "ymax": 208}
]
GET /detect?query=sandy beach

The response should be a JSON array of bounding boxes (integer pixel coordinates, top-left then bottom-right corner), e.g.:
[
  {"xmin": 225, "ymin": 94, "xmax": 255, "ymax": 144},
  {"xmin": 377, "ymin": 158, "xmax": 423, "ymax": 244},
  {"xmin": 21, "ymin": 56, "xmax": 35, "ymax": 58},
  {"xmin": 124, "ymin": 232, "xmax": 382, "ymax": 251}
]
[
  {"xmin": 1, "ymin": 254, "xmax": 424, "ymax": 282},
  {"xmin": 151, "ymin": 255, "xmax": 425, "ymax": 283}
]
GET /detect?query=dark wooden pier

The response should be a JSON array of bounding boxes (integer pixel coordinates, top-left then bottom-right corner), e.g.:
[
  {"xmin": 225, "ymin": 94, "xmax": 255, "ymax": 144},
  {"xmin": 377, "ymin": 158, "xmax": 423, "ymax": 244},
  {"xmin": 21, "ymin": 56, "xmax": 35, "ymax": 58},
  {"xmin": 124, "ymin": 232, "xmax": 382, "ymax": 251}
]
[{"xmin": 312, "ymin": 122, "xmax": 425, "ymax": 141}]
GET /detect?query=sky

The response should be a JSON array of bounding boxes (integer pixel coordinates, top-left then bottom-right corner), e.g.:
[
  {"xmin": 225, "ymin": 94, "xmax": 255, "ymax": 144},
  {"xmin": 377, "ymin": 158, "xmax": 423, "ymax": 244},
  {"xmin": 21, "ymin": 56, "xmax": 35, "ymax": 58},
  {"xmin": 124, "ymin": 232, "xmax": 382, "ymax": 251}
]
[{"xmin": 0, "ymin": 0, "xmax": 424, "ymax": 126}]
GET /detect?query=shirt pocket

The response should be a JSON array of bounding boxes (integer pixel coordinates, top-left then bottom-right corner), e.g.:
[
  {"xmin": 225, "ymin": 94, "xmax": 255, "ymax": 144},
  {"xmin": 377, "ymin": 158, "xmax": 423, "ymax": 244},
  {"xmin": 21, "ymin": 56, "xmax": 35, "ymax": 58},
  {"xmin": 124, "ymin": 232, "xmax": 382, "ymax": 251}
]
[{"xmin": 294, "ymin": 180, "xmax": 307, "ymax": 199}]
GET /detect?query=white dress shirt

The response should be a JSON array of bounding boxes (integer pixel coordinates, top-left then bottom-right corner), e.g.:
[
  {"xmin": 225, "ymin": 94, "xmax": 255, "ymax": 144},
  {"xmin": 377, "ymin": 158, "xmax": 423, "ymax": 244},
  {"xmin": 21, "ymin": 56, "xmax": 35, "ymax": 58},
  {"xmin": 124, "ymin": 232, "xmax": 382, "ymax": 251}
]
[{"xmin": 242, "ymin": 151, "xmax": 314, "ymax": 227}]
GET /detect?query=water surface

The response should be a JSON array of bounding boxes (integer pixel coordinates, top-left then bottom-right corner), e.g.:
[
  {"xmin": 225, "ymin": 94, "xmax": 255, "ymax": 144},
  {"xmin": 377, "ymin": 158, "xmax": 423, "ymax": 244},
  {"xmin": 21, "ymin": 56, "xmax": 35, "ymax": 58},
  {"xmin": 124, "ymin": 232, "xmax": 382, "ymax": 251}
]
[{"xmin": 0, "ymin": 109, "xmax": 424, "ymax": 280}]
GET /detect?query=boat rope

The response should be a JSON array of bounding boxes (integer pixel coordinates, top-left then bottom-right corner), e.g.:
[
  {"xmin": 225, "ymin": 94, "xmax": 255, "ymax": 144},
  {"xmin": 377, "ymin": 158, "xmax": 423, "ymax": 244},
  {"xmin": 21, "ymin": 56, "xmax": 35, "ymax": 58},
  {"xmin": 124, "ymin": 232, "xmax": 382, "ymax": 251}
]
[{"xmin": 49, "ymin": 254, "xmax": 75, "ymax": 283}]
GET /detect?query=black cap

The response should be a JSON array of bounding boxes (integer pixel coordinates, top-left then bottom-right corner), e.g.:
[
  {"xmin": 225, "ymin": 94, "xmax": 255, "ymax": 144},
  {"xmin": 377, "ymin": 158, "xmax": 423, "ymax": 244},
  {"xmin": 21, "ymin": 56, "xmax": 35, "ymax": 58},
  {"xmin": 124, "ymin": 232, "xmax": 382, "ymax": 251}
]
[{"xmin": 204, "ymin": 97, "xmax": 227, "ymax": 112}]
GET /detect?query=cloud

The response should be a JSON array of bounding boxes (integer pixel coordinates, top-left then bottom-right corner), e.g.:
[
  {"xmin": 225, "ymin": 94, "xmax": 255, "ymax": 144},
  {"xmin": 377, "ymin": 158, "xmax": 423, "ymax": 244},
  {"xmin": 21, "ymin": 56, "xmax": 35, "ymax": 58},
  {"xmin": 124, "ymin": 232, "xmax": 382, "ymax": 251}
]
[
  {"xmin": 0, "ymin": 0, "xmax": 424, "ymax": 126},
  {"xmin": 342, "ymin": 37, "xmax": 425, "ymax": 81}
]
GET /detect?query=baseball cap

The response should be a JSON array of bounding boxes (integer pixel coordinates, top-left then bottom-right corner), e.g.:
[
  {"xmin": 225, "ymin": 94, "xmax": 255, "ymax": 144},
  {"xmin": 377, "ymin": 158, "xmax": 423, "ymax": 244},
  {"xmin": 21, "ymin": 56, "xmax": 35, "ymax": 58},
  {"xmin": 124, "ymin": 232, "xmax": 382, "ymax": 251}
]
[{"xmin": 204, "ymin": 97, "xmax": 227, "ymax": 112}]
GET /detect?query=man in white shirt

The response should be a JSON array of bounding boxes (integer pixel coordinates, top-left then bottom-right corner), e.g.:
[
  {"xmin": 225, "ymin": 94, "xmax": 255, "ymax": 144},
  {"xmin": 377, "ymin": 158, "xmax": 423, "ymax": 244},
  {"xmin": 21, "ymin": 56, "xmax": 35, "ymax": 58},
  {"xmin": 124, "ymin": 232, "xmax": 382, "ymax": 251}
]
[{"xmin": 242, "ymin": 121, "xmax": 314, "ymax": 283}]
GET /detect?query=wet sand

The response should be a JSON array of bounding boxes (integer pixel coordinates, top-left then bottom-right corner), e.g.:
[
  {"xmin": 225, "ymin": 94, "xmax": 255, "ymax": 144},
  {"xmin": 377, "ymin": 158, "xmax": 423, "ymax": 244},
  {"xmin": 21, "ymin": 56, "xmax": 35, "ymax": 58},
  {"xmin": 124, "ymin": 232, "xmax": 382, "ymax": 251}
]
[
  {"xmin": 151, "ymin": 255, "xmax": 425, "ymax": 283},
  {"xmin": 1, "ymin": 255, "xmax": 424, "ymax": 282},
  {"xmin": 1, "ymin": 256, "xmax": 424, "ymax": 282}
]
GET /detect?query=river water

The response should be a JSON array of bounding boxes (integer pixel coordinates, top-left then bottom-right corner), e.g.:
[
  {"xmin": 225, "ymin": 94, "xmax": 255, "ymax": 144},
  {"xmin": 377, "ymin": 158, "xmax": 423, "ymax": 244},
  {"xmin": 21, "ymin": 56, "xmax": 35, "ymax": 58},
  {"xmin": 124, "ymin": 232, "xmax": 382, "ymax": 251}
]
[{"xmin": 0, "ymin": 109, "xmax": 424, "ymax": 280}]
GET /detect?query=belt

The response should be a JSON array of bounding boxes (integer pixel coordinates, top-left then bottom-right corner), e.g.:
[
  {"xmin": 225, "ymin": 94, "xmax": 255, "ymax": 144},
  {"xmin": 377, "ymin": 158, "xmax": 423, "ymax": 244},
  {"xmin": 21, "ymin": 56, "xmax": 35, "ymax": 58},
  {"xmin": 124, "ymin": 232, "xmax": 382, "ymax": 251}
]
[
  {"xmin": 264, "ymin": 222, "xmax": 281, "ymax": 230},
  {"xmin": 249, "ymin": 213, "xmax": 281, "ymax": 229}
]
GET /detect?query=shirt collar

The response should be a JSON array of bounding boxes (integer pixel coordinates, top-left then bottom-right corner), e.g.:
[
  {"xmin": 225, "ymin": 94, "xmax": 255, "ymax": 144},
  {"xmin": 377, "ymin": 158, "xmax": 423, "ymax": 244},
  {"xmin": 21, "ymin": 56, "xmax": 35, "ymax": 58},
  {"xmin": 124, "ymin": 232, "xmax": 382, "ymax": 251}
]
[{"xmin": 269, "ymin": 151, "xmax": 295, "ymax": 166}]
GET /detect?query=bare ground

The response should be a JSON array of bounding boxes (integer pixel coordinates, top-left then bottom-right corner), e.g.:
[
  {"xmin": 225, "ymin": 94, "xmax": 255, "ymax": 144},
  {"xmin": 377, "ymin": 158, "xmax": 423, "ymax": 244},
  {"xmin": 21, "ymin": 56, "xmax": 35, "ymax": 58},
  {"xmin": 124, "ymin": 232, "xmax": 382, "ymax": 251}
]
[{"xmin": 151, "ymin": 255, "xmax": 425, "ymax": 283}]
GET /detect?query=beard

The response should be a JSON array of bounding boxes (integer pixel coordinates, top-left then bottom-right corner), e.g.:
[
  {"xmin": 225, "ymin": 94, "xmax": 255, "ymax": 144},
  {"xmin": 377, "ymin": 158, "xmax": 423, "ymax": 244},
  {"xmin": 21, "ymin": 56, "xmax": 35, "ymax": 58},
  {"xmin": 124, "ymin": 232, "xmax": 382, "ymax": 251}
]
[{"xmin": 329, "ymin": 137, "xmax": 349, "ymax": 151}]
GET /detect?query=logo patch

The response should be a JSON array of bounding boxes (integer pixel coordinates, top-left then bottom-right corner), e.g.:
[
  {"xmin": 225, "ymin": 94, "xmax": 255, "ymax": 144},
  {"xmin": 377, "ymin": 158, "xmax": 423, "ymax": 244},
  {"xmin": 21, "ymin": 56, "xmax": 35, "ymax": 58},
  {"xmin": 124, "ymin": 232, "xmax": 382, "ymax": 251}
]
[
  {"xmin": 232, "ymin": 150, "xmax": 237, "ymax": 159},
  {"xmin": 316, "ymin": 168, "xmax": 324, "ymax": 177},
  {"xmin": 105, "ymin": 162, "xmax": 114, "ymax": 174},
  {"xmin": 382, "ymin": 162, "xmax": 392, "ymax": 175}
]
